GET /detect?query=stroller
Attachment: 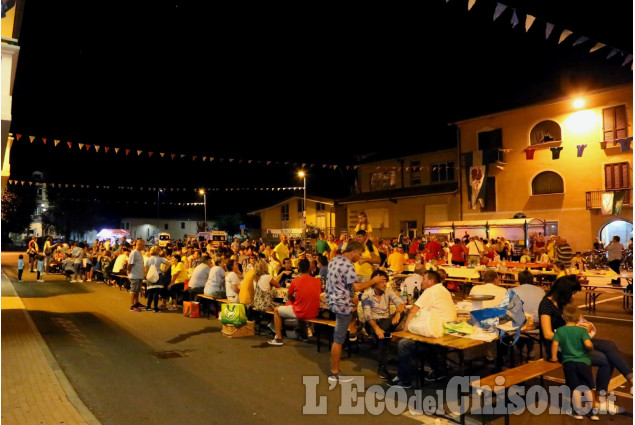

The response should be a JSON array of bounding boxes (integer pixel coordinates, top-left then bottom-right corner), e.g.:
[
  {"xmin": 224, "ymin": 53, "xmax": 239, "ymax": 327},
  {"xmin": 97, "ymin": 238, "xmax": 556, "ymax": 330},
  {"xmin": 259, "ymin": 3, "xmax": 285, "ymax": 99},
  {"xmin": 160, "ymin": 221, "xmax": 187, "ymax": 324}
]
[{"xmin": 47, "ymin": 261, "xmax": 63, "ymax": 275}]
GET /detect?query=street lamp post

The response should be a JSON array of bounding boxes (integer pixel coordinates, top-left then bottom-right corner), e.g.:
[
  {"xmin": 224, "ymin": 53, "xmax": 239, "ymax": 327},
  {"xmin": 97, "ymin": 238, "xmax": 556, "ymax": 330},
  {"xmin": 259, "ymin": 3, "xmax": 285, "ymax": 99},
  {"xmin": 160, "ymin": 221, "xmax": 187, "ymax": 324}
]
[
  {"xmin": 298, "ymin": 171, "xmax": 306, "ymax": 249},
  {"xmin": 157, "ymin": 189, "xmax": 162, "ymax": 240},
  {"xmin": 199, "ymin": 189, "xmax": 207, "ymax": 230}
]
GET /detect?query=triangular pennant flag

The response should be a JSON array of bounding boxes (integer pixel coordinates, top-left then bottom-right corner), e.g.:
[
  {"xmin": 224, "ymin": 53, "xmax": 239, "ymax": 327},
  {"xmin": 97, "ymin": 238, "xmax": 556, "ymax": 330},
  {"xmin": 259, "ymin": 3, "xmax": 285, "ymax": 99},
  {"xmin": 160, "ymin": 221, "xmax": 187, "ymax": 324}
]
[
  {"xmin": 323, "ymin": 164, "xmax": 327, "ymax": 168},
  {"xmin": 525, "ymin": 14, "xmax": 535, "ymax": 32},
  {"xmin": 16, "ymin": 134, "xmax": 22, "ymax": 141},
  {"xmin": 105, "ymin": 146, "xmax": 110, "ymax": 153},
  {"xmin": 202, "ymin": 156, "xmax": 207, "ymax": 161},
  {"xmin": 493, "ymin": 3, "xmax": 506, "ymax": 20},
  {"xmin": 115, "ymin": 148, "xmax": 120, "ymax": 154},
  {"xmin": 80, "ymin": 185, "xmax": 85, "ymax": 189},
  {"xmin": 137, "ymin": 150, "xmax": 143, "ymax": 156},
  {"xmin": 229, "ymin": 158, "xmax": 234, "ymax": 162},
  {"xmin": 192, "ymin": 156, "xmax": 197, "ymax": 161},
  {"xmin": 160, "ymin": 153, "xmax": 165, "ymax": 158},
  {"xmin": 148, "ymin": 152, "xmax": 154, "ymax": 157},
  {"xmin": 267, "ymin": 161, "xmax": 272, "ymax": 165},
  {"xmin": 125, "ymin": 149, "xmax": 131, "ymax": 156},
  {"xmin": 85, "ymin": 144, "xmax": 91, "ymax": 150},
  {"xmin": 589, "ymin": 43, "xmax": 605, "ymax": 53},
  {"xmin": 510, "ymin": 9, "xmax": 519, "ymax": 28},
  {"xmin": 572, "ymin": 36, "xmax": 589, "ymax": 46},
  {"xmin": 622, "ymin": 54, "xmax": 633, "ymax": 66},
  {"xmin": 29, "ymin": 136, "xmax": 35, "ymax": 143},
  {"xmin": 248, "ymin": 160, "xmax": 252, "ymax": 164},
  {"xmin": 210, "ymin": 157, "xmax": 214, "ymax": 161},
  {"xmin": 78, "ymin": 143, "xmax": 84, "ymax": 150},
  {"xmin": 558, "ymin": 29, "xmax": 572, "ymax": 44},
  {"xmin": 64, "ymin": 184, "xmax": 68, "ymax": 188},
  {"xmin": 180, "ymin": 154, "xmax": 186, "ymax": 159},
  {"xmin": 67, "ymin": 141, "xmax": 72, "ymax": 149},
  {"xmin": 94, "ymin": 145, "xmax": 100, "ymax": 152},
  {"xmin": 545, "ymin": 23, "xmax": 554, "ymax": 39},
  {"xmin": 238, "ymin": 159, "xmax": 243, "ymax": 164},
  {"xmin": 467, "ymin": 0, "xmax": 476, "ymax": 11},
  {"xmin": 606, "ymin": 48, "xmax": 619, "ymax": 59}
]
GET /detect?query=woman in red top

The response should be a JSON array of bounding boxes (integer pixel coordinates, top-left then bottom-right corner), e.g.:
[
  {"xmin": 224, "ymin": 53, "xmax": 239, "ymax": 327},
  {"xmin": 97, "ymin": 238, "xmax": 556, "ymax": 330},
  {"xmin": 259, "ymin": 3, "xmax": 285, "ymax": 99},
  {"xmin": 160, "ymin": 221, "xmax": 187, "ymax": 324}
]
[{"xmin": 449, "ymin": 238, "xmax": 465, "ymax": 266}]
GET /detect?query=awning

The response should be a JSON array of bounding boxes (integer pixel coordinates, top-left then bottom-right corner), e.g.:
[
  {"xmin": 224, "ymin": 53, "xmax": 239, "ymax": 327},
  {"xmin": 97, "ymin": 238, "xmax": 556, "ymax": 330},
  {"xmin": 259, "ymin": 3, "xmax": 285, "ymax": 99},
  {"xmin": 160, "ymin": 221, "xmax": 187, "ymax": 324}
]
[
  {"xmin": 96, "ymin": 229, "xmax": 131, "ymax": 239},
  {"xmin": 423, "ymin": 218, "xmax": 546, "ymax": 241}
]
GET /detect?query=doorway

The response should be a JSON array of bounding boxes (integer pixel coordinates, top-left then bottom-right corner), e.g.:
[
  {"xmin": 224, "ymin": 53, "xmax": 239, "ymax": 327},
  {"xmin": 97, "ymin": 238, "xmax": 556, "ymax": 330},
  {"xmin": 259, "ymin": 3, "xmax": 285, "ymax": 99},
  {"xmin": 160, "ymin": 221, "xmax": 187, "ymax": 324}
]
[
  {"xmin": 400, "ymin": 221, "xmax": 417, "ymax": 239},
  {"xmin": 600, "ymin": 220, "xmax": 633, "ymax": 247}
]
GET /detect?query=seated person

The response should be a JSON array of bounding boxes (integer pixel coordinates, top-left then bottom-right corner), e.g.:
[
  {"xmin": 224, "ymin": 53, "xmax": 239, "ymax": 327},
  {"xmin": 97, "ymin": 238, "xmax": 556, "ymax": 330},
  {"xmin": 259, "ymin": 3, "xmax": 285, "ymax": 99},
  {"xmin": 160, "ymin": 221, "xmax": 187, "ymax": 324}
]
[
  {"xmin": 112, "ymin": 248, "xmax": 129, "ymax": 274},
  {"xmin": 469, "ymin": 270, "xmax": 507, "ymax": 308},
  {"xmin": 391, "ymin": 270, "xmax": 456, "ymax": 388},
  {"xmin": 361, "ymin": 269, "xmax": 405, "ymax": 379},
  {"xmin": 401, "ymin": 265, "xmax": 424, "ymax": 294},
  {"xmin": 268, "ymin": 259, "xmax": 322, "ymax": 346},
  {"xmin": 61, "ymin": 254, "xmax": 75, "ymax": 281},
  {"xmin": 275, "ymin": 258, "xmax": 295, "ymax": 288},
  {"xmin": 571, "ymin": 252, "xmax": 585, "ymax": 270},
  {"xmin": 512, "ymin": 270, "xmax": 546, "ymax": 359},
  {"xmin": 187, "ymin": 254, "xmax": 212, "ymax": 299},
  {"xmin": 519, "ymin": 249, "xmax": 532, "ymax": 263},
  {"xmin": 536, "ymin": 248, "xmax": 550, "ymax": 264}
]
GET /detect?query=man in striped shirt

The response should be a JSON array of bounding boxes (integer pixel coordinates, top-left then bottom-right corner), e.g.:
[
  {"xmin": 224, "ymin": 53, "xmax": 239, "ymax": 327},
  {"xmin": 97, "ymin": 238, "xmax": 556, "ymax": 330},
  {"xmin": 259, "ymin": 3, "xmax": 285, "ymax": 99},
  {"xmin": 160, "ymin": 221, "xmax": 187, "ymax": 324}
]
[{"xmin": 556, "ymin": 237, "xmax": 574, "ymax": 268}]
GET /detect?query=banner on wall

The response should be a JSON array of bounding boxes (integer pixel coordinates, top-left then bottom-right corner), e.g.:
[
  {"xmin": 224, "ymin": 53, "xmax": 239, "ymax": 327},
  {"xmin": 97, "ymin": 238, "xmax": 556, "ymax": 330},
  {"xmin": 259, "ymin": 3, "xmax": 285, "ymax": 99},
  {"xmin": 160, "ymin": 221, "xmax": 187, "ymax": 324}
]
[{"xmin": 463, "ymin": 151, "xmax": 488, "ymax": 209}]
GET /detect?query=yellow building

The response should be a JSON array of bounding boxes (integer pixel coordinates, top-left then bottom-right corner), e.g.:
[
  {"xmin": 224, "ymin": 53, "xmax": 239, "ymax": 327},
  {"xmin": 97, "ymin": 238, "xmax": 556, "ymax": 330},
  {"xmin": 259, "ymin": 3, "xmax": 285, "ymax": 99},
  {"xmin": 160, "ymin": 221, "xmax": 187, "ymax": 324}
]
[
  {"xmin": 456, "ymin": 84, "xmax": 633, "ymax": 251},
  {"xmin": 340, "ymin": 149, "xmax": 460, "ymax": 240},
  {"xmin": 249, "ymin": 195, "xmax": 337, "ymax": 240}
]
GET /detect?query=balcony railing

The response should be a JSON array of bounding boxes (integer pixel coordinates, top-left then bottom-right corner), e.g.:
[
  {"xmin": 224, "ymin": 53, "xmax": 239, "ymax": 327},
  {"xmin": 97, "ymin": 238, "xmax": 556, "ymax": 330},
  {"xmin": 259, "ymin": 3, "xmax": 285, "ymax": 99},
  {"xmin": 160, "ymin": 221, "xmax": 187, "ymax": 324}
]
[{"xmin": 586, "ymin": 188, "xmax": 632, "ymax": 210}]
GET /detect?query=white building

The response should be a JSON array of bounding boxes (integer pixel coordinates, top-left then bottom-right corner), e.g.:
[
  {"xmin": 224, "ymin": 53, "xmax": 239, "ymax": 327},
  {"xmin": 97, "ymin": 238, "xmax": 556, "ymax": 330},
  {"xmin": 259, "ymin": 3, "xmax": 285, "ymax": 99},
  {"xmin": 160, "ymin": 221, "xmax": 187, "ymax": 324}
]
[{"xmin": 119, "ymin": 217, "xmax": 209, "ymax": 242}]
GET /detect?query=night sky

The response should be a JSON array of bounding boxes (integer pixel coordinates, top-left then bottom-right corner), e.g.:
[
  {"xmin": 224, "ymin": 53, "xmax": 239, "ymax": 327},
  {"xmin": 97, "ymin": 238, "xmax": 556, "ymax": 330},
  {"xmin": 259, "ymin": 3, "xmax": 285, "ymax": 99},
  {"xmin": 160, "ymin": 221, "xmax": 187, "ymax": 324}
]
[{"xmin": 7, "ymin": 0, "xmax": 632, "ymax": 218}]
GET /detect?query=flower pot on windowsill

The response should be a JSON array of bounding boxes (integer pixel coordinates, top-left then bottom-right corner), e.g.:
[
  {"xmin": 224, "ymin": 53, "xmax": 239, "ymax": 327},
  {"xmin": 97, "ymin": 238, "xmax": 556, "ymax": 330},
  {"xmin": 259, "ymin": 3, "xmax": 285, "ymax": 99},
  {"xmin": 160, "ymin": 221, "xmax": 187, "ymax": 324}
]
[{"xmin": 600, "ymin": 141, "xmax": 608, "ymax": 149}]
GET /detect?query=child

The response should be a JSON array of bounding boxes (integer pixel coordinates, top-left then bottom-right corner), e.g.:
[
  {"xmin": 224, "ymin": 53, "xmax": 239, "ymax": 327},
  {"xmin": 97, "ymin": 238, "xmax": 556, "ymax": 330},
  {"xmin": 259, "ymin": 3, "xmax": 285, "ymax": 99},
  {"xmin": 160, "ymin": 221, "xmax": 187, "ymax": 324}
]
[
  {"xmin": 62, "ymin": 254, "xmax": 75, "ymax": 281},
  {"xmin": 17, "ymin": 254, "xmax": 24, "ymax": 282},
  {"xmin": 36, "ymin": 255, "xmax": 45, "ymax": 282},
  {"xmin": 519, "ymin": 248, "xmax": 532, "ymax": 263},
  {"xmin": 550, "ymin": 305, "xmax": 599, "ymax": 420},
  {"xmin": 571, "ymin": 252, "xmax": 585, "ymax": 270},
  {"xmin": 387, "ymin": 244, "xmax": 406, "ymax": 274}
]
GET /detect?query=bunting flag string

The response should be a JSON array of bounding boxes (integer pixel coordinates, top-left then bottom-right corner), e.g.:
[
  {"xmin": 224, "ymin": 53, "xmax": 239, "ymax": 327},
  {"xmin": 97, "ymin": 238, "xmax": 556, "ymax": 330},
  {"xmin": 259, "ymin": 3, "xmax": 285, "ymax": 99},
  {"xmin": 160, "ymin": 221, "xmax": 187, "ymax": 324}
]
[
  {"xmin": 465, "ymin": 0, "xmax": 631, "ymax": 67},
  {"xmin": 5, "ymin": 180, "xmax": 305, "ymax": 192}
]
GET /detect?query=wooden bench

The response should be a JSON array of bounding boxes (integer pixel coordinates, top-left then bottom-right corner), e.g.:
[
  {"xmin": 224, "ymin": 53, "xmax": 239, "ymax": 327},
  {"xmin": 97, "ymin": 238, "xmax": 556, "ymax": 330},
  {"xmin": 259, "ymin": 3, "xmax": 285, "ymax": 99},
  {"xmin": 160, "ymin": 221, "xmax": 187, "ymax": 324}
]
[
  {"xmin": 195, "ymin": 294, "xmax": 229, "ymax": 319},
  {"xmin": 468, "ymin": 359, "xmax": 562, "ymax": 425},
  {"xmin": 583, "ymin": 288, "xmax": 611, "ymax": 311}
]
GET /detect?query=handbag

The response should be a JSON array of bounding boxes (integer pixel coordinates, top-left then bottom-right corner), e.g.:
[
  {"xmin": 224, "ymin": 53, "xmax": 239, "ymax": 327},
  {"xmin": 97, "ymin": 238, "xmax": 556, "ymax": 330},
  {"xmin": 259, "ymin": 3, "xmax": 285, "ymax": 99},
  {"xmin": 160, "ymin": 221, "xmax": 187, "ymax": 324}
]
[
  {"xmin": 252, "ymin": 285, "xmax": 276, "ymax": 312},
  {"xmin": 221, "ymin": 303, "xmax": 247, "ymax": 326},
  {"xmin": 146, "ymin": 265, "xmax": 160, "ymax": 284},
  {"xmin": 183, "ymin": 301, "xmax": 200, "ymax": 318}
]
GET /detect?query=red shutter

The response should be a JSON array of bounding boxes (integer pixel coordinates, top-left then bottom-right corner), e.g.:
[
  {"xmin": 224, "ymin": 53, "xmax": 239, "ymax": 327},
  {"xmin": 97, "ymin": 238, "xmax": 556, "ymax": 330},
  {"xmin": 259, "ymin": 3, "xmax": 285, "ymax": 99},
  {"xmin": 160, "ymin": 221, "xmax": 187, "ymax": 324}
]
[
  {"xmin": 605, "ymin": 164, "xmax": 614, "ymax": 189},
  {"xmin": 603, "ymin": 108, "xmax": 615, "ymax": 142},
  {"xmin": 620, "ymin": 163, "xmax": 630, "ymax": 189}
]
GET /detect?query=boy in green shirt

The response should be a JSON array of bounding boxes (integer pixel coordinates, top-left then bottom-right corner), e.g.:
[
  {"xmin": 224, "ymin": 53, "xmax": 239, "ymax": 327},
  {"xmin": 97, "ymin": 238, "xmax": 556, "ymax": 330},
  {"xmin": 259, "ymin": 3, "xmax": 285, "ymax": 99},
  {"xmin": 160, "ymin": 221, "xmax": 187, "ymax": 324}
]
[{"xmin": 551, "ymin": 305, "xmax": 599, "ymax": 420}]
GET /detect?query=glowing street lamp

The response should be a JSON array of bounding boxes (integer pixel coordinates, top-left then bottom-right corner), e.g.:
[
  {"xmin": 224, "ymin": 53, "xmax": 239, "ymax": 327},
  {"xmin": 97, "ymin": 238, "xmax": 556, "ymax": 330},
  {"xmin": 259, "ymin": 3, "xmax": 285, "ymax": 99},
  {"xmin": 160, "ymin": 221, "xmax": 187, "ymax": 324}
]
[
  {"xmin": 298, "ymin": 171, "xmax": 306, "ymax": 248},
  {"xmin": 199, "ymin": 189, "xmax": 207, "ymax": 229}
]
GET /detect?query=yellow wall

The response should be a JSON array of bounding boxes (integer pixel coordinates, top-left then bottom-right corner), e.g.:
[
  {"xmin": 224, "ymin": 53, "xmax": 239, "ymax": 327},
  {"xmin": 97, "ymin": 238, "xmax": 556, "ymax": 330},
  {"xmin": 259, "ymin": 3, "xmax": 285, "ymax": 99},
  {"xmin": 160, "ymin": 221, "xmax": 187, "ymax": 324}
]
[
  {"xmin": 457, "ymin": 85, "xmax": 633, "ymax": 251},
  {"xmin": 1, "ymin": 7, "xmax": 16, "ymax": 39},
  {"xmin": 256, "ymin": 198, "xmax": 336, "ymax": 236}
]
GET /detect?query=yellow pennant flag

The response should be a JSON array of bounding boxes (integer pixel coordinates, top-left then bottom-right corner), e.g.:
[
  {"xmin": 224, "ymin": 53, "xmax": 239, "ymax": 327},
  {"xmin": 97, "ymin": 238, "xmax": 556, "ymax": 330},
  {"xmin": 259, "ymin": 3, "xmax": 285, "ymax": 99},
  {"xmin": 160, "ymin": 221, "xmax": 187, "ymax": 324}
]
[
  {"xmin": 29, "ymin": 136, "xmax": 35, "ymax": 143},
  {"xmin": 558, "ymin": 30, "xmax": 572, "ymax": 44},
  {"xmin": 525, "ymin": 14, "xmax": 535, "ymax": 32}
]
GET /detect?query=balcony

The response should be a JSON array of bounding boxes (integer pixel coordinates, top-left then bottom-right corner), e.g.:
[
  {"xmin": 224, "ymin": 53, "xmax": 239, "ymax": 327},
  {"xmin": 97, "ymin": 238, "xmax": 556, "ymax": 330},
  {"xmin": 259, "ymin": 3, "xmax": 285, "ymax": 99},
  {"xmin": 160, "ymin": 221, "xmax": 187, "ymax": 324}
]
[{"xmin": 586, "ymin": 188, "xmax": 632, "ymax": 210}]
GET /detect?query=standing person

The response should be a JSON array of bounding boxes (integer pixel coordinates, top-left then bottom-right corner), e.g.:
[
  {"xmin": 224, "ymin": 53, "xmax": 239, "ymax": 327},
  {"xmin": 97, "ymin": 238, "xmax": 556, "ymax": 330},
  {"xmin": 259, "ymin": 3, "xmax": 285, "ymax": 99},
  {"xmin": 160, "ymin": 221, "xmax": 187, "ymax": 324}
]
[
  {"xmin": 272, "ymin": 234, "xmax": 290, "ymax": 269},
  {"xmin": 71, "ymin": 242, "xmax": 86, "ymax": 283},
  {"xmin": 43, "ymin": 236, "xmax": 54, "ymax": 274},
  {"xmin": 127, "ymin": 238, "xmax": 146, "ymax": 312},
  {"xmin": 425, "ymin": 236, "xmax": 442, "ymax": 260},
  {"xmin": 466, "ymin": 236, "xmax": 484, "ymax": 266},
  {"xmin": 449, "ymin": 238, "xmax": 465, "ymax": 266},
  {"xmin": 387, "ymin": 244, "xmax": 406, "ymax": 274},
  {"xmin": 325, "ymin": 241, "xmax": 387, "ymax": 383},
  {"xmin": 354, "ymin": 211, "xmax": 373, "ymax": 235},
  {"xmin": 167, "ymin": 255, "xmax": 188, "ymax": 310},
  {"xmin": 17, "ymin": 254, "xmax": 25, "ymax": 282},
  {"xmin": 327, "ymin": 234, "xmax": 339, "ymax": 260},
  {"xmin": 36, "ymin": 255, "xmax": 45, "ymax": 282},
  {"xmin": 606, "ymin": 236, "xmax": 623, "ymax": 285},
  {"xmin": 549, "ymin": 305, "xmax": 599, "ymax": 420},
  {"xmin": 145, "ymin": 246, "xmax": 168, "ymax": 312},
  {"xmin": 315, "ymin": 232, "xmax": 332, "ymax": 257},
  {"xmin": 354, "ymin": 230, "xmax": 381, "ymax": 282},
  {"xmin": 27, "ymin": 236, "xmax": 39, "ymax": 273},
  {"xmin": 556, "ymin": 237, "xmax": 574, "ymax": 269}
]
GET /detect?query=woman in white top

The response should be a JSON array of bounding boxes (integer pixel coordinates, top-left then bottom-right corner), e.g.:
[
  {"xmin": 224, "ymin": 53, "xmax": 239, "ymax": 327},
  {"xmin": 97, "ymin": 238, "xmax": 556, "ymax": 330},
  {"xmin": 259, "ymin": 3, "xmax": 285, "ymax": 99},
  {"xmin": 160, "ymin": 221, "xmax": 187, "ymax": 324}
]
[{"xmin": 224, "ymin": 259, "xmax": 244, "ymax": 303}]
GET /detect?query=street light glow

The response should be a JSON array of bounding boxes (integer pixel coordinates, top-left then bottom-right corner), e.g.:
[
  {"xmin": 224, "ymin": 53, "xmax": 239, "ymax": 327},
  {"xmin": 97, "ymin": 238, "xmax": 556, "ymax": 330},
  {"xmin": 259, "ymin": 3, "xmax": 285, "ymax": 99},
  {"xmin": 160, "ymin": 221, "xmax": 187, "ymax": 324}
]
[
  {"xmin": 199, "ymin": 189, "xmax": 205, "ymax": 194},
  {"xmin": 298, "ymin": 171, "xmax": 305, "ymax": 178},
  {"xmin": 573, "ymin": 98, "xmax": 585, "ymax": 109}
]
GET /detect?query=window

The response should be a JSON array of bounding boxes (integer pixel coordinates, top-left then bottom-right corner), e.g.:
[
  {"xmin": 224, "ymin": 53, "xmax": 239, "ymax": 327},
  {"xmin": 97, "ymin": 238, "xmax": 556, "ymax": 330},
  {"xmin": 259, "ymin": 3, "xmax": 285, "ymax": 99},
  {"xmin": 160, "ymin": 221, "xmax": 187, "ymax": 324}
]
[
  {"xmin": 281, "ymin": 204, "xmax": 289, "ymax": 222},
  {"xmin": 431, "ymin": 162, "xmax": 455, "ymax": 183},
  {"xmin": 605, "ymin": 162, "xmax": 631, "ymax": 204},
  {"xmin": 481, "ymin": 177, "xmax": 497, "ymax": 211},
  {"xmin": 603, "ymin": 105, "xmax": 627, "ymax": 144},
  {"xmin": 478, "ymin": 129, "xmax": 504, "ymax": 164},
  {"xmin": 164, "ymin": 224, "xmax": 169, "ymax": 230},
  {"xmin": 410, "ymin": 160, "xmax": 422, "ymax": 185},
  {"xmin": 530, "ymin": 120, "xmax": 562, "ymax": 145},
  {"xmin": 370, "ymin": 171, "xmax": 396, "ymax": 191},
  {"xmin": 297, "ymin": 199, "xmax": 305, "ymax": 213},
  {"xmin": 532, "ymin": 171, "xmax": 564, "ymax": 195},
  {"xmin": 181, "ymin": 222, "xmax": 185, "ymax": 229},
  {"xmin": 37, "ymin": 188, "xmax": 43, "ymax": 196},
  {"xmin": 125, "ymin": 222, "xmax": 130, "ymax": 230},
  {"xmin": 316, "ymin": 203, "xmax": 326, "ymax": 211}
]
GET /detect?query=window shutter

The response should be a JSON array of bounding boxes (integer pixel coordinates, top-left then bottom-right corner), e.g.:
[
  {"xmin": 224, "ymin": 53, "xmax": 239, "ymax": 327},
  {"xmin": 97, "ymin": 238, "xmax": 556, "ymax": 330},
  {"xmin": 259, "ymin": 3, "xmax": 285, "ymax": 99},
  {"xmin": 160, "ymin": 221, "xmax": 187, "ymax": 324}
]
[
  {"xmin": 620, "ymin": 162, "xmax": 630, "ymax": 188},
  {"xmin": 605, "ymin": 164, "xmax": 614, "ymax": 189},
  {"xmin": 615, "ymin": 105, "xmax": 627, "ymax": 140},
  {"xmin": 603, "ymin": 108, "xmax": 615, "ymax": 142}
]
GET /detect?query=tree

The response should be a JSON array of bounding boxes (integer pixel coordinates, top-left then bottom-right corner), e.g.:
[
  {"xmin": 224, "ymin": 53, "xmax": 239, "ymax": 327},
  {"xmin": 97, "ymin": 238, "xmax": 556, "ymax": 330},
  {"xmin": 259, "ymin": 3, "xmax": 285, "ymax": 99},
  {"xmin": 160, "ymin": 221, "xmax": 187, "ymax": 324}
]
[{"xmin": 1, "ymin": 185, "xmax": 37, "ymax": 245}]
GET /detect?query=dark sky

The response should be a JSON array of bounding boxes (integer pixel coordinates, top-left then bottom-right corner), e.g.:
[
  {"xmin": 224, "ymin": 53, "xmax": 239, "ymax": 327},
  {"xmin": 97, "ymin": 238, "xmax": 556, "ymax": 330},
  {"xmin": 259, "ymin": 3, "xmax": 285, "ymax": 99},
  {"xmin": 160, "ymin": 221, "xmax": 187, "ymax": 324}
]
[{"xmin": 8, "ymin": 0, "xmax": 633, "ymax": 217}]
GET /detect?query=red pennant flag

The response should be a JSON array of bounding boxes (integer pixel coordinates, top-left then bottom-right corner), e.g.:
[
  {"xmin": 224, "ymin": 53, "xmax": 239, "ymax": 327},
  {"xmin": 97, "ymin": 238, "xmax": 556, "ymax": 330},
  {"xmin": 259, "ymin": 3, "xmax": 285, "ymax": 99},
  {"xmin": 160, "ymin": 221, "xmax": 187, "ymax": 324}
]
[
  {"xmin": 85, "ymin": 144, "xmax": 91, "ymax": 150},
  {"xmin": 67, "ymin": 142, "xmax": 72, "ymax": 149},
  {"xmin": 104, "ymin": 147, "xmax": 110, "ymax": 153},
  {"xmin": 125, "ymin": 149, "xmax": 131, "ymax": 156},
  {"xmin": 171, "ymin": 154, "xmax": 176, "ymax": 160},
  {"xmin": 192, "ymin": 156, "xmax": 197, "ymax": 161},
  {"xmin": 16, "ymin": 134, "xmax": 22, "ymax": 140},
  {"xmin": 148, "ymin": 152, "xmax": 154, "ymax": 157}
]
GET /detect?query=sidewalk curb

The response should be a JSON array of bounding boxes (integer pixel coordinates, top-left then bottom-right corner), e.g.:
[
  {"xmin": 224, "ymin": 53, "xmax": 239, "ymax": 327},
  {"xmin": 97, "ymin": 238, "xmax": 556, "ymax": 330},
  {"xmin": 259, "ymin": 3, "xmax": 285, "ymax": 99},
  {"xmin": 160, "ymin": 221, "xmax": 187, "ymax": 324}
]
[{"xmin": 2, "ymin": 273, "xmax": 102, "ymax": 425}]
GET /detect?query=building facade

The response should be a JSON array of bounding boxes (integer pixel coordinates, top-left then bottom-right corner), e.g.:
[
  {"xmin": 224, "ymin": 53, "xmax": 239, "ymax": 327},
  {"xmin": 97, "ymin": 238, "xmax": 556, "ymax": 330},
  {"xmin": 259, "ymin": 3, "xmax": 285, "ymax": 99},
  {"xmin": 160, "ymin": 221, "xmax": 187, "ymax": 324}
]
[
  {"xmin": 340, "ymin": 149, "xmax": 460, "ymax": 240},
  {"xmin": 456, "ymin": 84, "xmax": 633, "ymax": 251}
]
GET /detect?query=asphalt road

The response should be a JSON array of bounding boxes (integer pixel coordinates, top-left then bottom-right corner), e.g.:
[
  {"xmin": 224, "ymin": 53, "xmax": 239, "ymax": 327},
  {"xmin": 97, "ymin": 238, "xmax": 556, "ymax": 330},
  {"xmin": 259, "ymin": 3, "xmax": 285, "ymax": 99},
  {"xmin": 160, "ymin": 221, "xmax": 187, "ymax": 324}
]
[{"xmin": 2, "ymin": 251, "xmax": 632, "ymax": 425}]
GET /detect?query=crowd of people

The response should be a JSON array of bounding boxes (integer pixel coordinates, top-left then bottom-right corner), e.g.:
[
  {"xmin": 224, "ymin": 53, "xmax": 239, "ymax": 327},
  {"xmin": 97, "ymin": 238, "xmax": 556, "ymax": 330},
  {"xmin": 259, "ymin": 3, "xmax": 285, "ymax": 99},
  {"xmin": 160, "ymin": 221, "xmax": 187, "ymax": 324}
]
[{"xmin": 17, "ymin": 222, "xmax": 633, "ymax": 415}]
